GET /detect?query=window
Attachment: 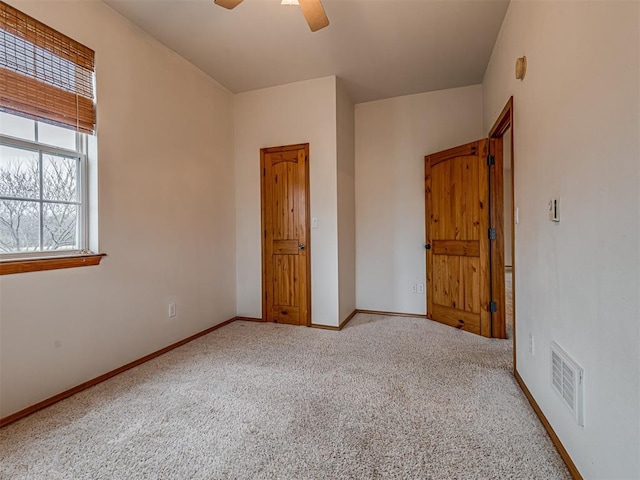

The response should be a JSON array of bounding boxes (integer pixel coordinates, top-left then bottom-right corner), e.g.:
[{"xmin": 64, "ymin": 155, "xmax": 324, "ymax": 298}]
[
  {"xmin": 0, "ymin": 2, "xmax": 102, "ymax": 272},
  {"xmin": 0, "ymin": 113, "xmax": 87, "ymax": 255}
]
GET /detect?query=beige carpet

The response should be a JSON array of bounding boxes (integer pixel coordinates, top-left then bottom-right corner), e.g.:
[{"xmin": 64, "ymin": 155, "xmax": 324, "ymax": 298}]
[{"xmin": 0, "ymin": 315, "xmax": 569, "ymax": 479}]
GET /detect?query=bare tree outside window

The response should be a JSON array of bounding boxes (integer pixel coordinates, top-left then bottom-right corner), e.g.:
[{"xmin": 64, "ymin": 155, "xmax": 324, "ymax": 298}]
[{"xmin": 0, "ymin": 148, "xmax": 81, "ymax": 254}]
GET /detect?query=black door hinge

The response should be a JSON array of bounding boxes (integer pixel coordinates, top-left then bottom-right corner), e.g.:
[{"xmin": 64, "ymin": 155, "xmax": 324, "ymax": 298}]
[
  {"xmin": 487, "ymin": 154, "xmax": 495, "ymax": 166},
  {"xmin": 489, "ymin": 301, "xmax": 497, "ymax": 313},
  {"xmin": 488, "ymin": 228, "xmax": 496, "ymax": 240}
]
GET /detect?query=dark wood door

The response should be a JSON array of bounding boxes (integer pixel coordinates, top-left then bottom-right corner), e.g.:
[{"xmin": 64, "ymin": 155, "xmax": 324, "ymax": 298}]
[
  {"xmin": 261, "ymin": 144, "xmax": 311, "ymax": 325},
  {"xmin": 425, "ymin": 140, "xmax": 491, "ymax": 337}
]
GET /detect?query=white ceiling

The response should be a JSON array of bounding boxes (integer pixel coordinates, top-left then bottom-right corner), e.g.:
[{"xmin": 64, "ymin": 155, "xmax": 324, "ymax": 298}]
[{"xmin": 102, "ymin": 0, "xmax": 509, "ymax": 104}]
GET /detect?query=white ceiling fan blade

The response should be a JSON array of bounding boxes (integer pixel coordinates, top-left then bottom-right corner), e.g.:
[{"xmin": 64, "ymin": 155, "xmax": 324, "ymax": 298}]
[
  {"xmin": 214, "ymin": 0, "xmax": 244, "ymax": 10},
  {"xmin": 298, "ymin": 0, "xmax": 330, "ymax": 32}
]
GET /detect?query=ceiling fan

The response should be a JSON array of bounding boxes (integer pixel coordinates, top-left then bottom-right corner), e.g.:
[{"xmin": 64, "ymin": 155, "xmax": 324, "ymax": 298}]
[{"xmin": 214, "ymin": 0, "xmax": 330, "ymax": 32}]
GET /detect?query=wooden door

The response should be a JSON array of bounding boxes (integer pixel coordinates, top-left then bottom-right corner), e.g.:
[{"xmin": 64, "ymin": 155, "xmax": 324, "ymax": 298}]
[
  {"xmin": 425, "ymin": 140, "xmax": 491, "ymax": 337},
  {"xmin": 261, "ymin": 144, "xmax": 311, "ymax": 325}
]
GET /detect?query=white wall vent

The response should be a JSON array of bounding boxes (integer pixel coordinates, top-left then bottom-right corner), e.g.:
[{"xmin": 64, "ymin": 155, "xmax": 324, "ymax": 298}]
[{"xmin": 550, "ymin": 342, "xmax": 584, "ymax": 427}]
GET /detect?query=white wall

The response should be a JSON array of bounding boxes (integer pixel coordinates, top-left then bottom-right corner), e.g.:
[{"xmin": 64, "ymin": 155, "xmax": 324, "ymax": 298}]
[
  {"xmin": 0, "ymin": 0, "xmax": 236, "ymax": 418},
  {"xmin": 234, "ymin": 76, "xmax": 340, "ymax": 326},
  {"xmin": 483, "ymin": 1, "xmax": 640, "ymax": 478},
  {"xmin": 355, "ymin": 85, "xmax": 484, "ymax": 314},
  {"xmin": 336, "ymin": 79, "xmax": 356, "ymax": 323}
]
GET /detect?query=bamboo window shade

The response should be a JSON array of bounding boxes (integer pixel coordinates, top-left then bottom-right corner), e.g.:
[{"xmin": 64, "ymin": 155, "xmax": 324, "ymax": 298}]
[{"xmin": 0, "ymin": 1, "xmax": 95, "ymax": 134}]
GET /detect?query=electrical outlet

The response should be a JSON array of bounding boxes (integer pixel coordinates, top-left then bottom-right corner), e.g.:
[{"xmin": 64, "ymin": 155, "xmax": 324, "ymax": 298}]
[
  {"xmin": 168, "ymin": 302, "xmax": 176, "ymax": 318},
  {"xmin": 529, "ymin": 333, "xmax": 534, "ymax": 354},
  {"xmin": 411, "ymin": 284, "xmax": 417, "ymax": 293},
  {"xmin": 417, "ymin": 283, "xmax": 425, "ymax": 294}
]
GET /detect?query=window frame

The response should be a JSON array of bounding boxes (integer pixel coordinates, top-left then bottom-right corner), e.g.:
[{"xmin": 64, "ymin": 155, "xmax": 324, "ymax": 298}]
[{"xmin": 0, "ymin": 119, "xmax": 89, "ymax": 260}]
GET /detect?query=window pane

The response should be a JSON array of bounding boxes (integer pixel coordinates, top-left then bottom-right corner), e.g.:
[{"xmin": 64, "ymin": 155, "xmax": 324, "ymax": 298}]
[
  {"xmin": 0, "ymin": 200, "xmax": 40, "ymax": 253},
  {"xmin": 43, "ymin": 203, "xmax": 78, "ymax": 251},
  {"xmin": 43, "ymin": 154, "xmax": 78, "ymax": 202},
  {"xmin": 0, "ymin": 112, "xmax": 35, "ymax": 141},
  {"xmin": 37, "ymin": 122, "xmax": 77, "ymax": 150},
  {"xmin": 0, "ymin": 145, "xmax": 40, "ymax": 199}
]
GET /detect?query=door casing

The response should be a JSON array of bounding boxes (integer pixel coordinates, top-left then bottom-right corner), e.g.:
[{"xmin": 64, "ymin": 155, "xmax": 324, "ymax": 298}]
[{"xmin": 489, "ymin": 98, "xmax": 515, "ymax": 346}]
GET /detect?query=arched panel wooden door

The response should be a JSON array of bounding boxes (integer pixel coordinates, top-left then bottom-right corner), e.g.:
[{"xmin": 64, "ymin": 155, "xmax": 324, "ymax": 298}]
[
  {"xmin": 261, "ymin": 144, "xmax": 311, "ymax": 326},
  {"xmin": 425, "ymin": 139, "xmax": 493, "ymax": 337}
]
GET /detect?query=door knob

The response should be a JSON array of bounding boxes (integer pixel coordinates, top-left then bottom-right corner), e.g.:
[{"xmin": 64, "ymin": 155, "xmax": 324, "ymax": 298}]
[
  {"xmin": 425, "ymin": 243, "xmax": 431, "ymax": 250},
  {"xmin": 298, "ymin": 243, "xmax": 305, "ymax": 250}
]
